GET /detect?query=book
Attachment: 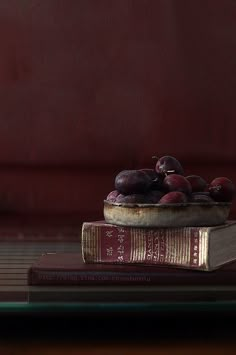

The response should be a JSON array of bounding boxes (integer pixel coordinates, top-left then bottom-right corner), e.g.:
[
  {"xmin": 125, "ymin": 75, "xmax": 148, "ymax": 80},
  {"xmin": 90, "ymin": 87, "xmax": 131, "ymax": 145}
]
[
  {"xmin": 28, "ymin": 255, "xmax": 236, "ymax": 302},
  {"xmin": 81, "ymin": 220, "xmax": 236, "ymax": 271},
  {"xmin": 28, "ymin": 252, "xmax": 236, "ymax": 286},
  {"xmin": 28, "ymin": 253, "xmax": 236, "ymax": 303}
]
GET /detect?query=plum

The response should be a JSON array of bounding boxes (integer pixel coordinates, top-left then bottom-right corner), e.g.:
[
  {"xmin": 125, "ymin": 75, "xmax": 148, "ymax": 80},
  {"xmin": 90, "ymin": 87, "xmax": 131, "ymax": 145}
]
[
  {"xmin": 155, "ymin": 155, "xmax": 184, "ymax": 176},
  {"xmin": 145, "ymin": 190, "xmax": 165, "ymax": 203},
  {"xmin": 159, "ymin": 191, "xmax": 188, "ymax": 204},
  {"xmin": 190, "ymin": 192, "xmax": 214, "ymax": 203},
  {"xmin": 163, "ymin": 174, "xmax": 192, "ymax": 195},
  {"xmin": 186, "ymin": 175, "xmax": 207, "ymax": 192},
  {"xmin": 139, "ymin": 169, "xmax": 164, "ymax": 190},
  {"xmin": 115, "ymin": 193, "xmax": 146, "ymax": 204},
  {"xmin": 106, "ymin": 190, "xmax": 120, "ymax": 202},
  {"xmin": 115, "ymin": 170, "xmax": 152, "ymax": 195},
  {"xmin": 208, "ymin": 177, "xmax": 235, "ymax": 202}
]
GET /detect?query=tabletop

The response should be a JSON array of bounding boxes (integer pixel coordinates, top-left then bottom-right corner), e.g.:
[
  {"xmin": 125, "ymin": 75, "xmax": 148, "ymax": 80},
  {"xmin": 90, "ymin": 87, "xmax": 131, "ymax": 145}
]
[{"xmin": 0, "ymin": 237, "xmax": 236, "ymax": 349}]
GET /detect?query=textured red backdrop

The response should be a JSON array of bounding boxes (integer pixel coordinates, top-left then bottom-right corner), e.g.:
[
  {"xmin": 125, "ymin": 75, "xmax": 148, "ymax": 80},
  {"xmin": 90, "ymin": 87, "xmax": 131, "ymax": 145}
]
[{"xmin": 0, "ymin": 0, "xmax": 235, "ymax": 219}]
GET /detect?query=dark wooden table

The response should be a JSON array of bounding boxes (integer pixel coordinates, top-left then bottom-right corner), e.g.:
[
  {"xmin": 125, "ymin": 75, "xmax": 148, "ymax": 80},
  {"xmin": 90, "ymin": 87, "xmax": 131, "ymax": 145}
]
[
  {"xmin": 0, "ymin": 240, "xmax": 80, "ymax": 301},
  {"xmin": 0, "ymin": 236, "xmax": 236, "ymax": 352}
]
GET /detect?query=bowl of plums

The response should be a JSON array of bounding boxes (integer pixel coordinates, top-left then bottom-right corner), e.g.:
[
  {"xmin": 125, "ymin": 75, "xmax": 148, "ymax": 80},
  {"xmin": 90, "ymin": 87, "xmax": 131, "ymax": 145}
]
[{"xmin": 104, "ymin": 155, "xmax": 235, "ymax": 227}]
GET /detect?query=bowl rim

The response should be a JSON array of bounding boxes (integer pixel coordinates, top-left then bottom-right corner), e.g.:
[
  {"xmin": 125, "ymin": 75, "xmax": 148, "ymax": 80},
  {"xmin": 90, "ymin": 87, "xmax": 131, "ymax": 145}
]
[{"xmin": 104, "ymin": 199, "xmax": 232, "ymax": 209}]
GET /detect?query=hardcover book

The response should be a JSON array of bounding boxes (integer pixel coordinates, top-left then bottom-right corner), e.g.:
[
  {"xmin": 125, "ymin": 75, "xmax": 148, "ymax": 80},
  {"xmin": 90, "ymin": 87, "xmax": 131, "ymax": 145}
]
[
  {"xmin": 81, "ymin": 220, "xmax": 236, "ymax": 271},
  {"xmin": 28, "ymin": 252, "xmax": 236, "ymax": 286}
]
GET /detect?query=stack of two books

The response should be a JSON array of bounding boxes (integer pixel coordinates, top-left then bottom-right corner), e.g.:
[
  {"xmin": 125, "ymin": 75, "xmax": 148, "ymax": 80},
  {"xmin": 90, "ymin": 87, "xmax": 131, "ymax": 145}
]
[{"xmin": 28, "ymin": 220, "xmax": 236, "ymax": 302}]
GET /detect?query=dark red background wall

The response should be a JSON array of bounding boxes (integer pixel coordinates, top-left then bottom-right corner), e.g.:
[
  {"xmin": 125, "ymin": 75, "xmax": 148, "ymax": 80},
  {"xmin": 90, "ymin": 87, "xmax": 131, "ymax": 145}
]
[{"xmin": 0, "ymin": 0, "xmax": 235, "ymax": 219}]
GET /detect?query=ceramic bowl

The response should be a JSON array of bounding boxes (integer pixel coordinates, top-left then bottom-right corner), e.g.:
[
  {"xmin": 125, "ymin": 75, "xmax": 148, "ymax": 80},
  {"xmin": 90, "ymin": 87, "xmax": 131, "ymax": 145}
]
[{"xmin": 103, "ymin": 200, "xmax": 231, "ymax": 227}]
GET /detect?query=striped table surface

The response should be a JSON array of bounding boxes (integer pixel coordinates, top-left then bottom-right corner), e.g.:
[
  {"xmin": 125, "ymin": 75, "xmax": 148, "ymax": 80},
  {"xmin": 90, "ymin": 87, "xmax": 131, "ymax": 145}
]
[{"xmin": 0, "ymin": 241, "xmax": 80, "ymax": 302}]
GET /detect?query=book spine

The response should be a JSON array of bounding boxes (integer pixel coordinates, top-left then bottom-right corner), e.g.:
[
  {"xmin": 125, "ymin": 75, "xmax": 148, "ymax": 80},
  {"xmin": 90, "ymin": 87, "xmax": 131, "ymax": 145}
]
[{"xmin": 82, "ymin": 223, "xmax": 209, "ymax": 270}]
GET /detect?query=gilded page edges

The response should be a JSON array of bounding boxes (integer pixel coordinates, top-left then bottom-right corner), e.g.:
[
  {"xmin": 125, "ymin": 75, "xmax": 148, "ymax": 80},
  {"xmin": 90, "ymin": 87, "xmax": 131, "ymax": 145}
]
[
  {"xmin": 130, "ymin": 228, "xmax": 146, "ymax": 262},
  {"xmin": 165, "ymin": 228, "xmax": 190, "ymax": 266},
  {"xmin": 130, "ymin": 228, "xmax": 194, "ymax": 266},
  {"xmin": 81, "ymin": 223, "xmax": 86, "ymax": 263},
  {"xmin": 129, "ymin": 227, "xmax": 209, "ymax": 268},
  {"xmin": 81, "ymin": 223, "xmax": 100, "ymax": 262},
  {"xmin": 198, "ymin": 228, "xmax": 209, "ymax": 270}
]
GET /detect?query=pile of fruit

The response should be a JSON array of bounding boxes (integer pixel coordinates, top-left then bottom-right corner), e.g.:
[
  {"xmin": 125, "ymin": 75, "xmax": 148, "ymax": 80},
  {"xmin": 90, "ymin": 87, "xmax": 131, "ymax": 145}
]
[{"xmin": 106, "ymin": 155, "xmax": 236, "ymax": 204}]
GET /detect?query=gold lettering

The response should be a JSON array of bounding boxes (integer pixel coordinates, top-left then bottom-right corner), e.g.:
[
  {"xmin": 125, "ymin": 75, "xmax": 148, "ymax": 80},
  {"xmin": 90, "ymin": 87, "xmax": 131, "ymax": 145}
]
[
  {"xmin": 106, "ymin": 230, "xmax": 113, "ymax": 238},
  {"xmin": 117, "ymin": 255, "xmax": 124, "ymax": 262},
  {"xmin": 106, "ymin": 247, "xmax": 113, "ymax": 256},
  {"xmin": 117, "ymin": 235, "xmax": 125, "ymax": 243},
  {"xmin": 117, "ymin": 245, "xmax": 124, "ymax": 254}
]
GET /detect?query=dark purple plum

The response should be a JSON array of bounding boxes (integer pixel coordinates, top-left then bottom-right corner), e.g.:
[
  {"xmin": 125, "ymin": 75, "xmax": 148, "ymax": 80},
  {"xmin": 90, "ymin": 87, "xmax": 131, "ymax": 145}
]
[
  {"xmin": 106, "ymin": 190, "xmax": 120, "ymax": 202},
  {"xmin": 163, "ymin": 174, "xmax": 192, "ymax": 195},
  {"xmin": 145, "ymin": 190, "xmax": 165, "ymax": 203},
  {"xmin": 155, "ymin": 155, "xmax": 184, "ymax": 176},
  {"xmin": 115, "ymin": 170, "xmax": 152, "ymax": 195},
  {"xmin": 192, "ymin": 191, "xmax": 210, "ymax": 196},
  {"xmin": 190, "ymin": 192, "xmax": 214, "ymax": 203},
  {"xmin": 116, "ymin": 193, "xmax": 147, "ymax": 204},
  {"xmin": 115, "ymin": 193, "xmax": 125, "ymax": 202},
  {"xmin": 186, "ymin": 175, "xmax": 207, "ymax": 192},
  {"xmin": 159, "ymin": 191, "xmax": 188, "ymax": 204},
  {"xmin": 139, "ymin": 169, "xmax": 164, "ymax": 190},
  {"xmin": 208, "ymin": 177, "xmax": 235, "ymax": 202}
]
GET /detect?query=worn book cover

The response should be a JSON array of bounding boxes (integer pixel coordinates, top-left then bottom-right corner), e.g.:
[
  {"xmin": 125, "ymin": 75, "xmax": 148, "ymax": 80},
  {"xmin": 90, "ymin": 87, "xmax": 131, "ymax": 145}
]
[
  {"xmin": 82, "ymin": 220, "xmax": 236, "ymax": 271},
  {"xmin": 28, "ymin": 252, "xmax": 236, "ymax": 286}
]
